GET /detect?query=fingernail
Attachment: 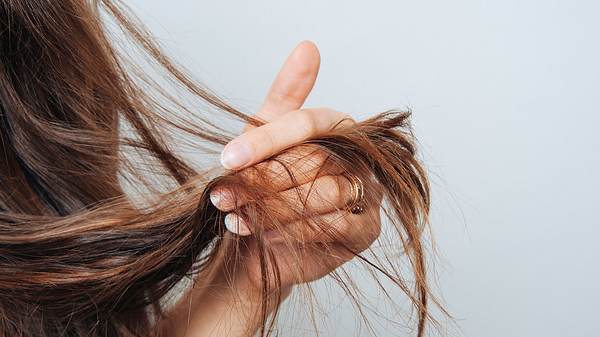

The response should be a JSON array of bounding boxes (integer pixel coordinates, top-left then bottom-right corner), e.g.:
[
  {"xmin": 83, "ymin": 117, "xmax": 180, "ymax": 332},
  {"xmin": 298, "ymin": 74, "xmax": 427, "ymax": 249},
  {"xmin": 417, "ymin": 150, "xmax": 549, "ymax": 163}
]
[
  {"xmin": 220, "ymin": 141, "xmax": 252, "ymax": 169},
  {"xmin": 209, "ymin": 188, "xmax": 231, "ymax": 208},
  {"xmin": 224, "ymin": 213, "xmax": 251, "ymax": 236}
]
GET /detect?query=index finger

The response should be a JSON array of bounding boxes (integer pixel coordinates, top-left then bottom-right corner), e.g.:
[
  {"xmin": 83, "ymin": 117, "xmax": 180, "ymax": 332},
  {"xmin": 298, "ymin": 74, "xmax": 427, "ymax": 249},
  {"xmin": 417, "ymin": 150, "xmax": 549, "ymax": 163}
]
[{"xmin": 221, "ymin": 107, "xmax": 353, "ymax": 170}]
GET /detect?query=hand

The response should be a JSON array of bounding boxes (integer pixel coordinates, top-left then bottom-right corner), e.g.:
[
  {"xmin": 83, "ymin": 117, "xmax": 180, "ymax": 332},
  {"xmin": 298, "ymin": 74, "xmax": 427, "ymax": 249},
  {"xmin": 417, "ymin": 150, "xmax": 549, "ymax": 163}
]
[
  {"xmin": 211, "ymin": 48, "xmax": 383, "ymax": 290},
  {"xmin": 165, "ymin": 41, "xmax": 382, "ymax": 337}
]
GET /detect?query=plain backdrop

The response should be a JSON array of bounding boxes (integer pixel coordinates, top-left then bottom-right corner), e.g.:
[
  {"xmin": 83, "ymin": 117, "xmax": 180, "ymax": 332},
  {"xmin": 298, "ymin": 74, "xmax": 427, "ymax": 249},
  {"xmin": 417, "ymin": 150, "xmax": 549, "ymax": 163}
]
[{"xmin": 127, "ymin": 1, "xmax": 600, "ymax": 336}]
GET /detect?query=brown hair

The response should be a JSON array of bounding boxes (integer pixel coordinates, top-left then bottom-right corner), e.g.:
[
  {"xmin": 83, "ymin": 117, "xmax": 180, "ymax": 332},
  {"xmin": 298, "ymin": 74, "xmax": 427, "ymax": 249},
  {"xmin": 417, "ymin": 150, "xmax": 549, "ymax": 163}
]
[{"xmin": 0, "ymin": 1, "xmax": 445, "ymax": 336}]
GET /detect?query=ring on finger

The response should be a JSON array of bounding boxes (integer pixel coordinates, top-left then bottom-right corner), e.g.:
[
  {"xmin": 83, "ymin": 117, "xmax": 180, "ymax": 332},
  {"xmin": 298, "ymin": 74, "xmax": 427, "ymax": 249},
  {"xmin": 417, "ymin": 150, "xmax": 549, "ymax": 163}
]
[{"xmin": 342, "ymin": 173, "xmax": 366, "ymax": 214}]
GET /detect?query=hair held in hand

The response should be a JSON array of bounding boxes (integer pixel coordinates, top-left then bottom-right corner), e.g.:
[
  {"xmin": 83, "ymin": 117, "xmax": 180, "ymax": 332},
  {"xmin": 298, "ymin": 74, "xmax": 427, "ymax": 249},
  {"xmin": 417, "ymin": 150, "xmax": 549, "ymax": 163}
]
[{"xmin": 0, "ymin": 1, "xmax": 447, "ymax": 336}]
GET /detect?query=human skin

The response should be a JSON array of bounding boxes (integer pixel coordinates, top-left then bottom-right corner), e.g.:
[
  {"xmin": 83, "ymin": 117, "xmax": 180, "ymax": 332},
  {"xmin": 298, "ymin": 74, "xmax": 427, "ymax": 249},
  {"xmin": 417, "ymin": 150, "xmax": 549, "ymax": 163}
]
[{"xmin": 162, "ymin": 41, "xmax": 383, "ymax": 337}]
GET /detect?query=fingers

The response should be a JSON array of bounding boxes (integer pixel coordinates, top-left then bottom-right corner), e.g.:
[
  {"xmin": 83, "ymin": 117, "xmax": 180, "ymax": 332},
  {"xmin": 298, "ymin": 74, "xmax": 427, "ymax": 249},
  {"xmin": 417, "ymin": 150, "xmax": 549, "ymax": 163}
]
[
  {"xmin": 220, "ymin": 107, "xmax": 353, "ymax": 170},
  {"xmin": 243, "ymin": 210, "xmax": 382, "ymax": 288},
  {"xmin": 210, "ymin": 145, "xmax": 339, "ymax": 211},
  {"xmin": 221, "ymin": 174, "xmax": 383, "ymax": 247},
  {"xmin": 264, "ymin": 194, "xmax": 383, "ymax": 249},
  {"xmin": 215, "ymin": 173, "xmax": 353, "ymax": 218},
  {"xmin": 237, "ymin": 145, "xmax": 339, "ymax": 193},
  {"xmin": 211, "ymin": 152, "xmax": 344, "ymax": 211},
  {"xmin": 219, "ymin": 173, "xmax": 355, "ymax": 236},
  {"xmin": 252, "ymin": 41, "xmax": 320, "ymax": 126}
]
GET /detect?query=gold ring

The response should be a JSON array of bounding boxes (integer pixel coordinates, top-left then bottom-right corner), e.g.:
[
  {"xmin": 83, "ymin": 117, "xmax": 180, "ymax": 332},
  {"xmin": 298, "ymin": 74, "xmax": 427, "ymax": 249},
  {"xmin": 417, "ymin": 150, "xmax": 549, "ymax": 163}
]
[{"xmin": 343, "ymin": 173, "xmax": 365, "ymax": 214}]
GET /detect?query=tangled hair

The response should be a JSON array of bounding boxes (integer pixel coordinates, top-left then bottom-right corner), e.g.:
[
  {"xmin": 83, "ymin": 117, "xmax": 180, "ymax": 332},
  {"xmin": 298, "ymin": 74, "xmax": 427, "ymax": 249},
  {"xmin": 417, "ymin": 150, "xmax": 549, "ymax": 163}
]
[{"xmin": 0, "ymin": 1, "xmax": 446, "ymax": 336}]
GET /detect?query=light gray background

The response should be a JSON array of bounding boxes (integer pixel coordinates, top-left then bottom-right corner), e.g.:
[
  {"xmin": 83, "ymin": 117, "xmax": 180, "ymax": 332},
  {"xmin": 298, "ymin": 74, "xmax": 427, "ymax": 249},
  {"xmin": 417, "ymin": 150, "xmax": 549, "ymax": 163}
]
[{"xmin": 128, "ymin": 1, "xmax": 600, "ymax": 336}]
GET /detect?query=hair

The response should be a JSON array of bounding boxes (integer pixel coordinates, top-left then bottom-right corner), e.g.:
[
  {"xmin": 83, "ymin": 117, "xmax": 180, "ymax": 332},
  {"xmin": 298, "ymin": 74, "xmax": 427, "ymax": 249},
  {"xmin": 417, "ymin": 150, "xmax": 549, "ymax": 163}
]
[{"xmin": 0, "ymin": 1, "xmax": 446, "ymax": 336}]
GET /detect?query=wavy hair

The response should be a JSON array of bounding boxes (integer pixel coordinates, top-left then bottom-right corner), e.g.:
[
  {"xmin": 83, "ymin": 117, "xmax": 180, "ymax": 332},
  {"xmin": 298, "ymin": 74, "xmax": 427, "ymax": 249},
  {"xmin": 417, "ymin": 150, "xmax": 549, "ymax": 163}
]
[{"xmin": 0, "ymin": 1, "xmax": 445, "ymax": 336}]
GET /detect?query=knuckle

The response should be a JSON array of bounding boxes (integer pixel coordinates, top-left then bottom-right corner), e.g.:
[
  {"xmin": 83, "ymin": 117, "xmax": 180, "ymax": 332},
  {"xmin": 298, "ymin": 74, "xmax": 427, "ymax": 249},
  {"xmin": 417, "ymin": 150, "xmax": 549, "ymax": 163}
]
[
  {"xmin": 262, "ymin": 159, "xmax": 288, "ymax": 181},
  {"xmin": 261, "ymin": 129, "xmax": 277, "ymax": 150},
  {"xmin": 299, "ymin": 109, "xmax": 318, "ymax": 135},
  {"xmin": 334, "ymin": 113, "xmax": 355, "ymax": 130},
  {"xmin": 269, "ymin": 90, "xmax": 294, "ymax": 105},
  {"xmin": 315, "ymin": 176, "xmax": 343, "ymax": 204},
  {"xmin": 340, "ymin": 112, "xmax": 355, "ymax": 122},
  {"xmin": 341, "ymin": 113, "xmax": 356, "ymax": 125}
]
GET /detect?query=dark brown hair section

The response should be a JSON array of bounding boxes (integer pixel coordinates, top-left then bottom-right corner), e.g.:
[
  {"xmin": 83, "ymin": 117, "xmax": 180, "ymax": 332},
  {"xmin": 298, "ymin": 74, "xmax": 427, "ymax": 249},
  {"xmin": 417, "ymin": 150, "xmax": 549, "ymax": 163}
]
[{"xmin": 0, "ymin": 1, "xmax": 445, "ymax": 336}]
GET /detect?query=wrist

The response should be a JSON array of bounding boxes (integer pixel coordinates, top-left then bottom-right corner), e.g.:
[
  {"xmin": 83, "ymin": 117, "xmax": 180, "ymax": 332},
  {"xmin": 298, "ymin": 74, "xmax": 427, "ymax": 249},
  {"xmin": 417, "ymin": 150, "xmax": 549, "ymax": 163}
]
[{"xmin": 162, "ymin": 259, "xmax": 291, "ymax": 337}]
